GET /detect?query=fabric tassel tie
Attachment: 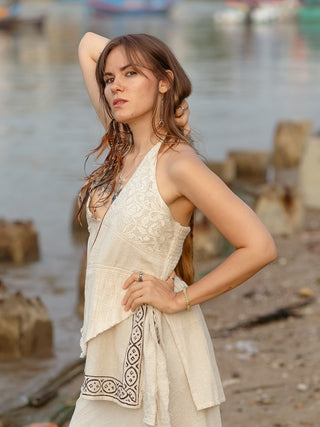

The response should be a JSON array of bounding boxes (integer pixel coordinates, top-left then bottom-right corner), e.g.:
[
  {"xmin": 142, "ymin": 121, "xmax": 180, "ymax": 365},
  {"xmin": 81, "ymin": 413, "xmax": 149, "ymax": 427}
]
[{"xmin": 143, "ymin": 306, "xmax": 170, "ymax": 427}]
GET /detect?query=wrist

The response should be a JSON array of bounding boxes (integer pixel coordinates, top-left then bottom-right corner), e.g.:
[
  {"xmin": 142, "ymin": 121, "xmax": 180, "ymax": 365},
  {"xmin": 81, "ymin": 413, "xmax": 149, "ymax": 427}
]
[{"xmin": 172, "ymin": 289, "xmax": 191, "ymax": 313}]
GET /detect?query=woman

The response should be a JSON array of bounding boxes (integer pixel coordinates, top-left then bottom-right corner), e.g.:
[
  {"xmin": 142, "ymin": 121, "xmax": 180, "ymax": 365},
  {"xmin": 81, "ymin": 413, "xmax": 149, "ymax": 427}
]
[{"xmin": 70, "ymin": 32, "xmax": 277, "ymax": 427}]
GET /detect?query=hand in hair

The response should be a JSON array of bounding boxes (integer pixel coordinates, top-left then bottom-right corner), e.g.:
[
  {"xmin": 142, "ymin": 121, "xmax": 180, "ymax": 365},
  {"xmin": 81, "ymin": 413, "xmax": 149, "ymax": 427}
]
[{"xmin": 175, "ymin": 100, "xmax": 190, "ymax": 136}]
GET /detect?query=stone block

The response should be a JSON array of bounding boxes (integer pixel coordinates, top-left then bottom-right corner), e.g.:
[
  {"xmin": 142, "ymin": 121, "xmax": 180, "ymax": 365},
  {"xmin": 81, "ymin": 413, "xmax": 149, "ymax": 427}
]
[
  {"xmin": 193, "ymin": 211, "xmax": 227, "ymax": 260},
  {"xmin": 0, "ymin": 283, "xmax": 53, "ymax": 360},
  {"xmin": 0, "ymin": 220, "xmax": 39, "ymax": 263},
  {"xmin": 299, "ymin": 137, "xmax": 320, "ymax": 209},
  {"xmin": 228, "ymin": 150, "xmax": 270, "ymax": 182},
  {"xmin": 273, "ymin": 120, "xmax": 313, "ymax": 170},
  {"xmin": 207, "ymin": 157, "xmax": 236, "ymax": 185},
  {"xmin": 254, "ymin": 185, "xmax": 305, "ymax": 235}
]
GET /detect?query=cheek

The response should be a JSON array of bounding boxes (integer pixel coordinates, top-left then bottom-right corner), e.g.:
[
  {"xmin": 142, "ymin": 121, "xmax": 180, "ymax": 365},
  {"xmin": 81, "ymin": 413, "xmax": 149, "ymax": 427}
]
[
  {"xmin": 140, "ymin": 82, "xmax": 158, "ymax": 106},
  {"xmin": 104, "ymin": 86, "xmax": 109, "ymax": 101},
  {"xmin": 104, "ymin": 87, "xmax": 112, "ymax": 108}
]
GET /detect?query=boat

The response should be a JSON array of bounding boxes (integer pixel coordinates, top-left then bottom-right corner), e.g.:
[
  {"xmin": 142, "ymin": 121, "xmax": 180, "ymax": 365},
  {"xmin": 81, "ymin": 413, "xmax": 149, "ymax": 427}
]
[
  {"xmin": 0, "ymin": 0, "xmax": 44, "ymax": 30},
  {"xmin": 88, "ymin": 0, "xmax": 178, "ymax": 14},
  {"xmin": 213, "ymin": 0, "xmax": 299, "ymax": 25},
  {"xmin": 297, "ymin": 0, "xmax": 320, "ymax": 22},
  {"xmin": 0, "ymin": 0, "xmax": 20, "ymax": 26}
]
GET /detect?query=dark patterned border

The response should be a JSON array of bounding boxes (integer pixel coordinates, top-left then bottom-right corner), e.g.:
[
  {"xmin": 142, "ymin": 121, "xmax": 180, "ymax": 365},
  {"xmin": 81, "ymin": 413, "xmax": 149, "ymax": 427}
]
[{"xmin": 81, "ymin": 305, "xmax": 147, "ymax": 407}]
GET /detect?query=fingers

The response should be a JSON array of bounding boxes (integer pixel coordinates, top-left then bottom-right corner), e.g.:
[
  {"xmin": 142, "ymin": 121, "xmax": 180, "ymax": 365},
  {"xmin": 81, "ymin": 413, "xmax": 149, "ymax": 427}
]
[
  {"xmin": 166, "ymin": 271, "xmax": 175, "ymax": 282},
  {"xmin": 175, "ymin": 100, "xmax": 189, "ymax": 118},
  {"xmin": 122, "ymin": 274, "xmax": 136, "ymax": 290},
  {"xmin": 122, "ymin": 285, "xmax": 144, "ymax": 312},
  {"xmin": 122, "ymin": 272, "xmax": 178, "ymax": 313},
  {"xmin": 183, "ymin": 123, "xmax": 191, "ymax": 136},
  {"xmin": 122, "ymin": 272, "xmax": 170, "ymax": 312},
  {"xmin": 123, "ymin": 271, "xmax": 149, "ymax": 289},
  {"xmin": 122, "ymin": 271, "xmax": 149, "ymax": 311},
  {"xmin": 165, "ymin": 271, "xmax": 176, "ymax": 290},
  {"xmin": 174, "ymin": 100, "xmax": 191, "ymax": 135}
]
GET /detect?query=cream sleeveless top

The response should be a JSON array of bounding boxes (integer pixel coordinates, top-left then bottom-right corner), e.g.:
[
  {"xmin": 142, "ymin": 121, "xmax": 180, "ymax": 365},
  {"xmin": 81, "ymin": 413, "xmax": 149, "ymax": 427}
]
[
  {"xmin": 81, "ymin": 141, "xmax": 190, "ymax": 354},
  {"xmin": 80, "ymin": 141, "xmax": 225, "ymax": 422}
]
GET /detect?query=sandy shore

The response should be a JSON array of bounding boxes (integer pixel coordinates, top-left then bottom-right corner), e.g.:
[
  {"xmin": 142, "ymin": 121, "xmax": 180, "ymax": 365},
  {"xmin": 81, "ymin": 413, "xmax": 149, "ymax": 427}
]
[
  {"xmin": 201, "ymin": 209, "xmax": 320, "ymax": 426},
  {"xmin": 1, "ymin": 210, "xmax": 319, "ymax": 426},
  {"xmin": 55, "ymin": 209, "xmax": 320, "ymax": 427}
]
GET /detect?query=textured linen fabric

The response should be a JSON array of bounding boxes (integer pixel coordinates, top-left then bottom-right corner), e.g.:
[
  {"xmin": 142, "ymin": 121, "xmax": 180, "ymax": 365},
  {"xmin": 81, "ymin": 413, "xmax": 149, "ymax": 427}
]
[
  {"xmin": 70, "ymin": 312, "xmax": 222, "ymax": 427},
  {"xmin": 71, "ymin": 142, "xmax": 225, "ymax": 426}
]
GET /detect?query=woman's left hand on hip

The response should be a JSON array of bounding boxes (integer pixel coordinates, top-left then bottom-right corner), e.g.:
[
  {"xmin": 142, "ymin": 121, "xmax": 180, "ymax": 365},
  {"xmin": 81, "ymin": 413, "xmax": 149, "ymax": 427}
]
[{"xmin": 122, "ymin": 271, "xmax": 178, "ymax": 314}]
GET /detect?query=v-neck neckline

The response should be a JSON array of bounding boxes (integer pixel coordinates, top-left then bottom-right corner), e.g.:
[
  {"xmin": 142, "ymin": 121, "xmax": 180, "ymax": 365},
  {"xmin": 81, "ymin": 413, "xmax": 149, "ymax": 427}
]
[{"xmin": 88, "ymin": 141, "xmax": 161, "ymax": 224}]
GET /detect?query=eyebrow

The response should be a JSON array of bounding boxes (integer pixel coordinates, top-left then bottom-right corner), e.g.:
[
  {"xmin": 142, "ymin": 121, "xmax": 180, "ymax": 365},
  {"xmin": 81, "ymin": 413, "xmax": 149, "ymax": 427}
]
[{"xmin": 103, "ymin": 64, "xmax": 134, "ymax": 77}]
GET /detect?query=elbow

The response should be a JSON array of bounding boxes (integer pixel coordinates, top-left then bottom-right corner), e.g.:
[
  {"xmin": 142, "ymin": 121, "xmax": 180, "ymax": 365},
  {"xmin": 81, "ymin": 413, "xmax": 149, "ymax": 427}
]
[
  {"xmin": 261, "ymin": 235, "xmax": 277, "ymax": 266},
  {"xmin": 78, "ymin": 33, "xmax": 88, "ymax": 56},
  {"xmin": 78, "ymin": 32, "xmax": 94, "ymax": 53},
  {"xmin": 80, "ymin": 32, "xmax": 94, "ymax": 43}
]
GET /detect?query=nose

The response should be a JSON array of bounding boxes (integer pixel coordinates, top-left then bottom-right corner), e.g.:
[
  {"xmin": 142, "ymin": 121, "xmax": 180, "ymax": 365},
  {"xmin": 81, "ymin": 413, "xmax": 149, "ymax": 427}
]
[{"xmin": 109, "ymin": 76, "xmax": 123, "ymax": 94}]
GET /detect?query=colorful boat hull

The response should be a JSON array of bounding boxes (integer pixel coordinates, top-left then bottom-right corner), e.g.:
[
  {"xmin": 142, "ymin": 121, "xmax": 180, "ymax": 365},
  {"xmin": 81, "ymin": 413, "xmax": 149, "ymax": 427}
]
[
  {"xmin": 88, "ymin": 0, "xmax": 177, "ymax": 14},
  {"xmin": 0, "ymin": 1, "xmax": 20, "ymax": 22},
  {"xmin": 298, "ymin": 0, "xmax": 320, "ymax": 22}
]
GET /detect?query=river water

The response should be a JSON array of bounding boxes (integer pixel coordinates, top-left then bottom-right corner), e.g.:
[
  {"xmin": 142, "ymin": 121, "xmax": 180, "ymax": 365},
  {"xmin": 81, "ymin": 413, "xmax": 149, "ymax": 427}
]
[{"xmin": 0, "ymin": 0, "xmax": 320, "ymax": 406}]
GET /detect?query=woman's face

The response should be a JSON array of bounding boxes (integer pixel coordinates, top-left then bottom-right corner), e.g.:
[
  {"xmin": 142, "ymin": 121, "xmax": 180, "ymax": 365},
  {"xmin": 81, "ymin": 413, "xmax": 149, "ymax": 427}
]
[{"xmin": 103, "ymin": 46, "xmax": 161, "ymax": 126}]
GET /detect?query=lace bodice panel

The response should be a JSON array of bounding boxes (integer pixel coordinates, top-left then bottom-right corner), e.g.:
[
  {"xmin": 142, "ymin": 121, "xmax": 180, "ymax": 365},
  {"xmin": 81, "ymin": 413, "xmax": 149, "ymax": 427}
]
[{"xmin": 86, "ymin": 142, "xmax": 190, "ymax": 279}]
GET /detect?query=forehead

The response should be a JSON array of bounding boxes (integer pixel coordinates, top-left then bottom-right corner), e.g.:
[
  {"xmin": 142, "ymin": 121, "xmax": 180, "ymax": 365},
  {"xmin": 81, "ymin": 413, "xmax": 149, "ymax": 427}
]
[
  {"xmin": 104, "ymin": 45, "xmax": 149, "ymax": 73},
  {"xmin": 105, "ymin": 46, "xmax": 127, "ymax": 68}
]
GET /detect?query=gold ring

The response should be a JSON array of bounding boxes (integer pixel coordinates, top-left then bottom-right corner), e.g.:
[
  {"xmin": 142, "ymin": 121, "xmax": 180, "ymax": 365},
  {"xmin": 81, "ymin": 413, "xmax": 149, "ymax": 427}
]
[{"xmin": 177, "ymin": 105, "xmax": 185, "ymax": 117}]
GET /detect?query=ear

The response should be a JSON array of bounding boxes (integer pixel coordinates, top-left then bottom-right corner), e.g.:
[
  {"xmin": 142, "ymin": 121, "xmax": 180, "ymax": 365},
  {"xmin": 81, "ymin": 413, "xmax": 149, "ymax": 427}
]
[{"xmin": 159, "ymin": 70, "xmax": 174, "ymax": 94}]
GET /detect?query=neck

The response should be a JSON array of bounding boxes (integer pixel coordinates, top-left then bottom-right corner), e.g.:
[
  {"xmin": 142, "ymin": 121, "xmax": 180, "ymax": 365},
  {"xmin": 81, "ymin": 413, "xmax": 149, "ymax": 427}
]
[{"xmin": 127, "ymin": 118, "xmax": 165, "ymax": 155}]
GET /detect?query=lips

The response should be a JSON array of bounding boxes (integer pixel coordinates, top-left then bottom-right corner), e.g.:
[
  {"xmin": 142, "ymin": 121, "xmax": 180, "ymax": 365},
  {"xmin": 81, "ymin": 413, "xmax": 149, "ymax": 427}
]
[{"xmin": 113, "ymin": 98, "xmax": 127, "ymax": 107}]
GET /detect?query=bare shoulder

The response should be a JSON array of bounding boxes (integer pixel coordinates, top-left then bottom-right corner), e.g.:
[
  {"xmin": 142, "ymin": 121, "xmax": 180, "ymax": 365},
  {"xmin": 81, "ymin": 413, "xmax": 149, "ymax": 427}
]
[
  {"xmin": 160, "ymin": 142, "xmax": 204, "ymax": 173},
  {"xmin": 159, "ymin": 142, "xmax": 215, "ymax": 185}
]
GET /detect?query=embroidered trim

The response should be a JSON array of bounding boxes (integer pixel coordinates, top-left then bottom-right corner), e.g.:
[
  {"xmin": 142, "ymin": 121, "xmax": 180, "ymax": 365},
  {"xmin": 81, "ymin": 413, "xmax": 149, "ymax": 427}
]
[{"xmin": 81, "ymin": 305, "xmax": 147, "ymax": 407}]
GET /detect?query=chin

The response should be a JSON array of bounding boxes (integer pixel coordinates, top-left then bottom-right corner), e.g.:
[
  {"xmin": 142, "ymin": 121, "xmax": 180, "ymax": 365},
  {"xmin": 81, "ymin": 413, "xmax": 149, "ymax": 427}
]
[{"xmin": 113, "ymin": 113, "xmax": 131, "ymax": 124}]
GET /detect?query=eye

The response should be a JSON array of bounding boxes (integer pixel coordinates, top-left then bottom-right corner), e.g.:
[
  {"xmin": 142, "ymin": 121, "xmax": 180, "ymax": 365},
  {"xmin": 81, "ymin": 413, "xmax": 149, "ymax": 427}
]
[
  {"xmin": 126, "ymin": 70, "xmax": 136, "ymax": 77},
  {"xmin": 104, "ymin": 77, "xmax": 114, "ymax": 85}
]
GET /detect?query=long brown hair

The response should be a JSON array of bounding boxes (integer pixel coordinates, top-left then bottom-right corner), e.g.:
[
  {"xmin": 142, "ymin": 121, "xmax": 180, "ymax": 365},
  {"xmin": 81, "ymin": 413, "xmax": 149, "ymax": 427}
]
[{"xmin": 79, "ymin": 33, "xmax": 194, "ymax": 285}]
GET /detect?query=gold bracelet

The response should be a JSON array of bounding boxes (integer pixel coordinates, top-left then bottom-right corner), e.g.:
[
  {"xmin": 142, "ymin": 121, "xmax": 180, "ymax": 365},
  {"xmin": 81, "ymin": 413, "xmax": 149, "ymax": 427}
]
[{"xmin": 182, "ymin": 287, "xmax": 191, "ymax": 311}]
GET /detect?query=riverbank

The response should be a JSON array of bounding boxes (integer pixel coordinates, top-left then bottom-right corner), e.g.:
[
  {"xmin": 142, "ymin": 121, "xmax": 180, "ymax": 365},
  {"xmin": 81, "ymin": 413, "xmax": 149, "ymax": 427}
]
[
  {"xmin": 203, "ymin": 208, "xmax": 320, "ymax": 426},
  {"xmin": 1, "ymin": 209, "xmax": 319, "ymax": 426}
]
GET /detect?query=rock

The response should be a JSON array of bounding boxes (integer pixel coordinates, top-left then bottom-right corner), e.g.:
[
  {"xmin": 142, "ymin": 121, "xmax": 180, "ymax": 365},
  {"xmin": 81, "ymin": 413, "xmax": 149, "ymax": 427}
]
[
  {"xmin": 222, "ymin": 378, "xmax": 240, "ymax": 387},
  {"xmin": 254, "ymin": 185, "xmax": 305, "ymax": 235},
  {"xmin": 0, "ymin": 219, "xmax": 40, "ymax": 263},
  {"xmin": 296, "ymin": 383, "xmax": 308, "ymax": 392},
  {"xmin": 193, "ymin": 211, "xmax": 228, "ymax": 260},
  {"xmin": 77, "ymin": 251, "xmax": 87, "ymax": 319},
  {"xmin": 256, "ymin": 392, "xmax": 273, "ymax": 405},
  {"xmin": 299, "ymin": 288, "xmax": 314, "ymax": 298},
  {"xmin": 274, "ymin": 167, "xmax": 299, "ymax": 190},
  {"xmin": 207, "ymin": 157, "xmax": 236, "ymax": 185},
  {"xmin": 299, "ymin": 137, "xmax": 320, "ymax": 209},
  {"xmin": 0, "ymin": 286, "xmax": 53, "ymax": 360},
  {"xmin": 273, "ymin": 120, "xmax": 313, "ymax": 170},
  {"xmin": 277, "ymin": 257, "xmax": 288, "ymax": 266},
  {"xmin": 228, "ymin": 150, "xmax": 270, "ymax": 182}
]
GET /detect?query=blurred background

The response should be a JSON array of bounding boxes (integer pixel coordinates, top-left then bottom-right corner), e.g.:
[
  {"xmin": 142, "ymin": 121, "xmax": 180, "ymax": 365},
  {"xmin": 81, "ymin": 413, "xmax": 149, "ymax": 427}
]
[{"xmin": 0, "ymin": 0, "xmax": 320, "ymax": 424}]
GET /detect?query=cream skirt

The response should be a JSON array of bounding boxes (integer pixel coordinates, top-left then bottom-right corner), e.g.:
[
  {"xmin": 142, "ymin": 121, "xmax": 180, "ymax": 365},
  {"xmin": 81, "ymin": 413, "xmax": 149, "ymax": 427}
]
[{"xmin": 70, "ymin": 311, "xmax": 222, "ymax": 427}]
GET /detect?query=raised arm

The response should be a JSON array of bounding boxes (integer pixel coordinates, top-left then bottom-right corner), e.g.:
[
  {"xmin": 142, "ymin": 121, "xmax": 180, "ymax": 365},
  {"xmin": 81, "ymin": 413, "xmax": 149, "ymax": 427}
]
[
  {"xmin": 78, "ymin": 32, "xmax": 110, "ymax": 129},
  {"xmin": 78, "ymin": 32, "xmax": 191, "ymax": 133}
]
